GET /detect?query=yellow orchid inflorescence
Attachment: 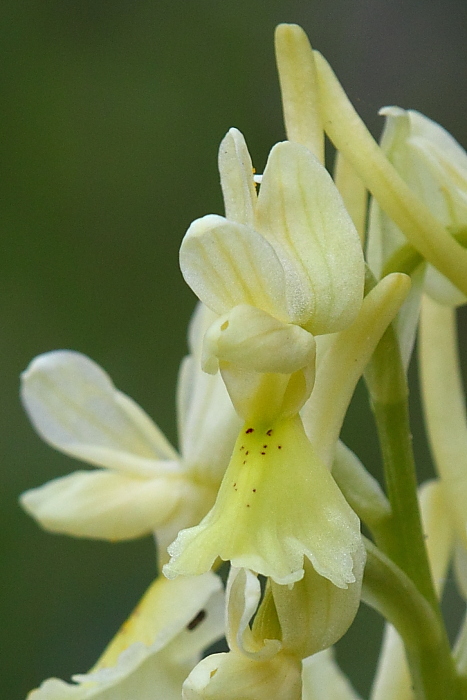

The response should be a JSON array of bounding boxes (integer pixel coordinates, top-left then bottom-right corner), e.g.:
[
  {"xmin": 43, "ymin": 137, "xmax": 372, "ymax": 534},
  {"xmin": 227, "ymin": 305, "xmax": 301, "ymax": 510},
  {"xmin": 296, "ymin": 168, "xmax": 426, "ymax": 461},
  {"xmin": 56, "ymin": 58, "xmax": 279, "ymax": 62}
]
[{"xmin": 19, "ymin": 22, "xmax": 467, "ymax": 700}]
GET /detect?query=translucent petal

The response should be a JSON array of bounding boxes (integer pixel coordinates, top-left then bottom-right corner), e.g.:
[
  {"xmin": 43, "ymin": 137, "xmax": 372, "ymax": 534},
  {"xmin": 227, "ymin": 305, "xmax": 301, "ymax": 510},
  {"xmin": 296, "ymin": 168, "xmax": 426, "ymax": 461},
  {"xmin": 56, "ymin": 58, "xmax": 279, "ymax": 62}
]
[
  {"xmin": 21, "ymin": 351, "xmax": 177, "ymax": 478},
  {"xmin": 164, "ymin": 415, "xmax": 362, "ymax": 587},
  {"xmin": 20, "ymin": 469, "xmax": 188, "ymax": 540},
  {"xmin": 180, "ymin": 215, "xmax": 288, "ymax": 321},
  {"xmin": 218, "ymin": 128, "xmax": 257, "ymax": 227},
  {"xmin": 256, "ymin": 141, "xmax": 364, "ymax": 333},
  {"xmin": 26, "ymin": 573, "xmax": 224, "ymax": 700}
]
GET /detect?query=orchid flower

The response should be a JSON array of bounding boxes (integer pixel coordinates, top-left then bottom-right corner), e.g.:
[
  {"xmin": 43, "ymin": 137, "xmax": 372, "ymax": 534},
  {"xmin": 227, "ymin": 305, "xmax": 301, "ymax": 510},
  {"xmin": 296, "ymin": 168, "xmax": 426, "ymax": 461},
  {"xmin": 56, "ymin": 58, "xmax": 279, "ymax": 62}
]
[
  {"xmin": 20, "ymin": 303, "xmax": 241, "ymax": 564},
  {"xmin": 183, "ymin": 562, "xmax": 364, "ymax": 700},
  {"xmin": 164, "ymin": 122, "xmax": 412, "ymax": 592}
]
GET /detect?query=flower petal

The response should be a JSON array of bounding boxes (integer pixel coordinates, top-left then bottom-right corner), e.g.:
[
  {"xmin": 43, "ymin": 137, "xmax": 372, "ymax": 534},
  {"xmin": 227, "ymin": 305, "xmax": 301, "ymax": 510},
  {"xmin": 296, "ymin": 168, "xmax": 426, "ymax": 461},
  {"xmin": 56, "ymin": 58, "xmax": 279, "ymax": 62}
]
[
  {"xmin": 20, "ymin": 469, "xmax": 186, "ymax": 540},
  {"xmin": 179, "ymin": 214, "xmax": 288, "ymax": 320},
  {"xmin": 370, "ymin": 107, "xmax": 467, "ymax": 307},
  {"xmin": 182, "ymin": 650, "xmax": 302, "ymax": 700},
  {"xmin": 176, "ymin": 303, "xmax": 242, "ymax": 484},
  {"xmin": 27, "ymin": 573, "xmax": 224, "ymax": 700},
  {"xmin": 218, "ymin": 128, "xmax": 257, "ymax": 227},
  {"xmin": 302, "ymin": 272, "xmax": 410, "ymax": 466},
  {"xmin": 164, "ymin": 415, "xmax": 363, "ymax": 587},
  {"xmin": 177, "ymin": 354, "xmax": 241, "ymax": 483},
  {"xmin": 270, "ymin": 556, "xmax": 365, "ymax": 658},
  {"xmin": 21, "ymin": 351, "xmax": 177, "ymax": 477},
  {"xmin": 302, "ymin": 648, "xmax": 361, "ymax": 700},
  {"xmin": 256, "ymin": 141, "xmax": 364, "ymax": 333},
  {"xmin": 226, "ymin": 568, "xmax": 281, "ymax": 659}
]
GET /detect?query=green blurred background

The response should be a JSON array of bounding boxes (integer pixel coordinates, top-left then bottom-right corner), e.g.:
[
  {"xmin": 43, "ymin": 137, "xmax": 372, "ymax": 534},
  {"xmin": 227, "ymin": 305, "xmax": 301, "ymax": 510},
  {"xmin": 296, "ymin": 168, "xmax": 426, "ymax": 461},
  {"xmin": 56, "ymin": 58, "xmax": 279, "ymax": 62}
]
[{"xmin": 2, "ymin": 1, "xmax": 467, "ymax": 697}]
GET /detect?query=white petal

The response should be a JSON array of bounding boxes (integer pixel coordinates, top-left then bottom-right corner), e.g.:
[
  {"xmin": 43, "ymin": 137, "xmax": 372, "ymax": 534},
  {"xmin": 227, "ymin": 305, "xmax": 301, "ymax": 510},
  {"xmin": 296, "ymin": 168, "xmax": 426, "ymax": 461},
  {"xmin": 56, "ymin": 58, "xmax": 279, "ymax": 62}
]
[
  {"xmin": 182, "ymin": 650, "xmax": 302, "ymax": 700},
  {"xmin": 218, "ymin": 128, "xmax": 257, "ymax": 227},
  {"xmin": 226, "ymin": 568, "xmax": 280, "ymax": 659},
  {"xmin": 20, "ymin": 469, "xmax": 185, "ymax": 540},
  {"xmin": 27, "ymin": 573, "xmax": 224, "ymax": 700},
  {"xmin": 256, "ymin": 141, "xmax": 364, "ymax": 333},
  {"xmin": 186, "ymin": 303, "xmax": 219, "ymax": 359},
  {"xmin": 179, "ymin": 214, "xmax": 288, "ymax": 320},
  {"xmin": 21, "ymin": 351, "xmax": 177, "ymax": 477},
  {"xmin": 373, "ymin": 107, "xmax": 467, "ymax": 307}
]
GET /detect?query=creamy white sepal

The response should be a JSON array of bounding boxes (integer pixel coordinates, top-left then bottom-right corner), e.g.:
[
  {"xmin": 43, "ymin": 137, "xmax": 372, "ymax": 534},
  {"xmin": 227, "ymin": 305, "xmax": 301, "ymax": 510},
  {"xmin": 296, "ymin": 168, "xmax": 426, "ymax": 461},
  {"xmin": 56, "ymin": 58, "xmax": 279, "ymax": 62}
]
[
  {"xmin": 302, "ymin": 648, "xmax": 361, "ymax": 700},
  {"xmin": 256, "ymin": 141, "xmax": 364, "ymax": 334},
  {"xmin": 202, "ymin": 304, "xmax": 316, "ymax": 375},
  {"xmin": 226, "ymin": 568, "xmax": 281, "ymax": 659},
  {"xmin": 369, "ymin": 107, "xmax": 467, "ymax": 307},
  {"xmin": 26, "ymin": 573, "xmax": 224, "ymax": 700},
  {"xmin": 182, "ymin": 651, "xmax": 302, "ymax": 700},
  {"xmin": 302, "ymin": 273, "xmax": 410, "ymax": 466},
  {"xmin": 177, "ymin": 355, "xmax": 241, "ymax": 483},
  {"xmin": 180, "ymin": 214, "xmax": 288, "ymax": 321},
  {"xmin": 218, "ymin": 128, "xmax": 257, "ymax": 227},
  {"xmin": 21, "ymin": 351, "xmax": 177, "ymax": 477},
  {"xmin": 20, "ymin": 468, "xmax": 187, "ymax": 540}
]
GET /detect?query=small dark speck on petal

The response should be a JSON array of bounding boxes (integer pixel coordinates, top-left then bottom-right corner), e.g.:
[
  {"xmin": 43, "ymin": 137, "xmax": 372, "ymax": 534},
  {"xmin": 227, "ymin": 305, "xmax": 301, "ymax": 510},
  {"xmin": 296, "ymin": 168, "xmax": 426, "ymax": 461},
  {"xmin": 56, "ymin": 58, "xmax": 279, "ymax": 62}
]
[{"xmin": 187, "ymin": 610, "xmax": 206, "ymax": 630}]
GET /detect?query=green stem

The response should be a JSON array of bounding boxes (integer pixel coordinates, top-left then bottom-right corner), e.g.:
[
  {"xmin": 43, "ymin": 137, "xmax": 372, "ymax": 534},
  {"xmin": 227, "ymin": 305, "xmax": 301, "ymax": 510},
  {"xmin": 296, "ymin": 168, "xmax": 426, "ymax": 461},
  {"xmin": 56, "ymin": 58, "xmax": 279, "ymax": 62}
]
[
  {"xmin": 363, "ymin": 539, "xmax": 463, "ymax": 700},
  {"xmin": 363, "ymin": 322, "xmax": 463, "ymax": 698},
  {"xmin": 364, "ymin": 322, "xmax": 436, "ymax": 605}
]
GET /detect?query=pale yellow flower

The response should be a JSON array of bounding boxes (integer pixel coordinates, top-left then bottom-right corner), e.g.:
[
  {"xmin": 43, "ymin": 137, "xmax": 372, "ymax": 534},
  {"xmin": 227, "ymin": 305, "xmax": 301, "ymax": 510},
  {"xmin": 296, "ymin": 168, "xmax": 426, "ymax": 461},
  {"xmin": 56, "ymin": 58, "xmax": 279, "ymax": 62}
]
[{"xmin": 20, "ymin": 304, "xmax": 241, "ymax": 562}]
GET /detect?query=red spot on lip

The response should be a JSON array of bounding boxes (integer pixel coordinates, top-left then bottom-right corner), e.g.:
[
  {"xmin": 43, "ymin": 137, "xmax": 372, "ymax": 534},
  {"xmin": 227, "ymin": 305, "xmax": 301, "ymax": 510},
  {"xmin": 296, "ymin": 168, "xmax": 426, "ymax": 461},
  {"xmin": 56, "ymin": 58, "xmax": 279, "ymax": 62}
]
[{"xmin": 246, "ymin": 428, "xmax": 254, "ymax": 434}]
